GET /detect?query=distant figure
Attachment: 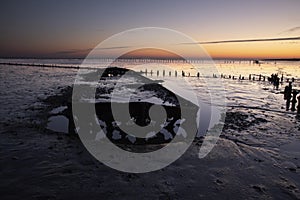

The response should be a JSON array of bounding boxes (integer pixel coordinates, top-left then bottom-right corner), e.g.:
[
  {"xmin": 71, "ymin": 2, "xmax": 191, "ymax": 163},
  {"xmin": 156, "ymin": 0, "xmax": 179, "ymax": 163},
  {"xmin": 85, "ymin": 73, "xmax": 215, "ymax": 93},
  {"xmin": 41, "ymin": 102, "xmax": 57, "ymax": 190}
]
[
  {"xmin": 239, "ymin": 75, "xmax": 241, "ymax": 80},
  {"xmin": 175, "ymin": 70, "xmax": 177, "ymax": 77},
  {"xmin": 163, "ymin": 70, "xmax": 165, "ymax": 77},
  {"xmin": 145, "ymin": 69, "xmax": 147, "ymax": 75},
  {"xmin": 275, "ymin": 77, "xmax": 280, "ymax": 90},
  {"xmin": 182, "ymin": 70, "xmax": 185, "ymax": 77},
  {"xmin": 292, "ymin": 77, "xmax": 295, "ymax": 82},
  {"xmin": 197, "ymin": 72, "xmax": 200, "ymax": 78},
  {"xmin": 284, "ymin": 82, "xmax": 292, "ymax": 111},
  {"xmin": 249, "ymin": 74, "xmax": 251, "ymax": 80},
  {"xmin": 169, "ymin": 71, "xmax": 171, "ymax": 76},
  {"xmin": 229, "ymin": 75, "xmax": 231, "ymax": 79},
  {"xmin": 259, "ymin": 74, "xmax": 261, "ymax": 81},
  {"xmin": 150, "ymin": 70, "xmax": 153, "ymax": 76},
  {"xmin": 281, "ymin": 74, "xmax": 284, "ymax": 83},
  {"xmin": 291, "ymin": 90, "xmax": 298, "ymax": 112},
  {"xmin": 157, "ymin": 70, "xmax": 159, "ymax": 76}
]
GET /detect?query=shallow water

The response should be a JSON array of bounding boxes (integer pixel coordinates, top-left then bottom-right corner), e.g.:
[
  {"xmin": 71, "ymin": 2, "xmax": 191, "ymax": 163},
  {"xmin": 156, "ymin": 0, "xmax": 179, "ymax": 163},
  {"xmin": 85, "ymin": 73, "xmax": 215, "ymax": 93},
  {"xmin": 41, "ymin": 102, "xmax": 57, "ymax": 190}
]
[
  {"xmin": 1, "ymin": 58, "xmax": 299, "ymax": 131},
  {"xmin": 47, "ymin": 115, "xmax": 69, "ymax": 133},
  {"xmin": 1, "ymin": 58, "xmax": 300, "ymax": 199}
]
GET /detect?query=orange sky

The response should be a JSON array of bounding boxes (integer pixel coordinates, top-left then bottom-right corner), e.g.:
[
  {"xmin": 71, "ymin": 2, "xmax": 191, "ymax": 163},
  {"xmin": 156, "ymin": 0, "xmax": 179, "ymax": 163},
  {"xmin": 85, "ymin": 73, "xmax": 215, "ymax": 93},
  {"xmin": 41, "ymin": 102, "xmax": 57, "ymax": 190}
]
[
  {"xmin": 0, "ymin": 0, "xmax": 300, "ymax": 59},
  {"xmin": 203, "ymin": 41, "xmax": 300, "ymax": 59}
]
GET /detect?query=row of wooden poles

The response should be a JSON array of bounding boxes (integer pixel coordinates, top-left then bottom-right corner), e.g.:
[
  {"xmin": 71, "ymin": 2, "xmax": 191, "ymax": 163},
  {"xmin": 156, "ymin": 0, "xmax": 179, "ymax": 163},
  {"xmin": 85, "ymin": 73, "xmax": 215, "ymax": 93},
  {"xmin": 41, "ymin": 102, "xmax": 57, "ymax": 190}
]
[
  {"xmin": 2, "ymin": 62, "xmax": 297, "ymax": 83},
  {"xmin": 140, "ymin": 69, "xmax": 297, "ymax": 83}
]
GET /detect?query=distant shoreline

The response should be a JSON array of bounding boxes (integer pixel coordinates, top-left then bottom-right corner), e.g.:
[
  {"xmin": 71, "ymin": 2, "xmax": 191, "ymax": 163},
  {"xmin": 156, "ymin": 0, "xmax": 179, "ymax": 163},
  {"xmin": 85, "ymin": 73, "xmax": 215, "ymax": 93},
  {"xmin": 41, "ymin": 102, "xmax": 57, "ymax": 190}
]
[
  {"xmin": 261, "ymin": 58, "xmax": 300, "ymax": 62},
  {"xmin": 0, "ymin": 57, "xmax": 300, "ymax": 61}
]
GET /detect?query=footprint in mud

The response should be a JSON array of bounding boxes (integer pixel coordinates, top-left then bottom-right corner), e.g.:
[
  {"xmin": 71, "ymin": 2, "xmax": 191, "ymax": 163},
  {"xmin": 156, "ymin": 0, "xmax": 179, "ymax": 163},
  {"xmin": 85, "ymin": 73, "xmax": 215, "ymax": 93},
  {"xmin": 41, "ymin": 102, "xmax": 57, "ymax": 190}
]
[
  {"xmin": 214, "ymin": 178, "xmax": 224, "ymax": 187},
  {"xmin": 251, "ymin": 184, "xmax": 267, "ymax": 193}
]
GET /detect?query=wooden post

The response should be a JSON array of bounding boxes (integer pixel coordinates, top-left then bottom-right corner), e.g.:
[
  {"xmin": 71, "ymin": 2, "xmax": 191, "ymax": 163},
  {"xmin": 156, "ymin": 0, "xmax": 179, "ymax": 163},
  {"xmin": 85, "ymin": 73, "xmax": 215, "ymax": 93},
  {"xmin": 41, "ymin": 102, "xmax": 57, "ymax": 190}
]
[{"xmin": 297, "ymin": 95, "xmax": 300, "ymax": 115}]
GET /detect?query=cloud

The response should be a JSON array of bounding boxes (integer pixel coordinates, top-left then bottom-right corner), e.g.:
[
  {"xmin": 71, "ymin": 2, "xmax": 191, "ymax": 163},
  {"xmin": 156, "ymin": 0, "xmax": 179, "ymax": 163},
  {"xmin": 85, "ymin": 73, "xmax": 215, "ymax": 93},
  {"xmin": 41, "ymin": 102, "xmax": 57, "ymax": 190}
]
[
  {"xmin": 94, "ymin": 46, "xmax": 133, "ymax": 50},
  {"xmin": 52, "ymin": 46, "xmax": 134, "ymax": 56},
  {"xmin": 284, "ymin": 26, "xmax": 300, "ymax": 33},
  {"xmin": 53, "ymin": 49, "xmax": 92, "ymax": 55},
  {"xmin": 50, "ymin": 46, "xmax": 134, "ymax": 57},
  {"xmin": 179, "ymin": 36, "xmax": 300, "ymax": 45}
]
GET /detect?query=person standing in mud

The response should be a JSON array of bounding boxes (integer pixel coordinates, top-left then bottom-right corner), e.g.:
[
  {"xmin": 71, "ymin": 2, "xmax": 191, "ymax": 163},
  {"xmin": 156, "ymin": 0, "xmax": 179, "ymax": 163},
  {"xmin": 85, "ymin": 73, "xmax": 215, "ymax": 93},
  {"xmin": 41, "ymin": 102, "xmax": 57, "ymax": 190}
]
[
  {"xmin": 284, "ymin": 82, "xmax": 292, "ymax": 111},
  {"xmin": 275, "ymin": 77, "xmax": 280, "ymax": 90},
  {"xmin": 273, "ymin": 74, "xmax": 278, "ymax": 88},
  {"xmin": 291, "ymin": 90, "xmax": 298, "ymax": 112}
]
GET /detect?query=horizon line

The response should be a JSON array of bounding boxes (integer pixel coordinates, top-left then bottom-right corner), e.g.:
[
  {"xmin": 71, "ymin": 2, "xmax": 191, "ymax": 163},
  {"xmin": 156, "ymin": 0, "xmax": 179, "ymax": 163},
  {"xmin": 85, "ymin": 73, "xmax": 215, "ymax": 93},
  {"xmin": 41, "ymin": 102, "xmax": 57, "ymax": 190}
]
[{"xmin": 0, "ymin": 56, "xmax": 300, "ymax": 61}]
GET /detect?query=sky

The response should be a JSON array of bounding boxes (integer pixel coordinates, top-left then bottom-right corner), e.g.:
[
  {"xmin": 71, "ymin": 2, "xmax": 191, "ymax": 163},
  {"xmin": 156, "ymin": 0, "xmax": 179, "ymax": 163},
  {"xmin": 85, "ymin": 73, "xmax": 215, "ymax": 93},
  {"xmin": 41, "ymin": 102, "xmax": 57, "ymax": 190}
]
[{"xmin": 0, "ymin": 0, "xmax": 299, "ymax": 59}]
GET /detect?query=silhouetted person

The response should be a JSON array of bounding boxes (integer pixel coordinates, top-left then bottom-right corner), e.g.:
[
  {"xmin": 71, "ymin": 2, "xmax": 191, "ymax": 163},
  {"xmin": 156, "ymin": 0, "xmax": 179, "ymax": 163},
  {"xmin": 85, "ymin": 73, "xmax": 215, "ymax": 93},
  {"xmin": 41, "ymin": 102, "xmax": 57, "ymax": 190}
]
[
  {"xmin": 269, "ymin": 74, "xmax": 274, "ymax": 83},
  {"xmin": 284, "ymin": 82, "xmax": 292, "ymax": 111},
  {"xmin": 197, "ymin": 72, "xmax": 200, "ymax": 78},
  {"xmin": 259, "ymin": 74, "xmax": 261, "ymax": 81},
  {"xmin": 249, "ymin": 74, "xmax": 251, "ymax": 80},
  {"xmin": 281, "ymin": 74, "xmax": 284, "ymax": 83},
  {"xmin": 275, "ymin": 77, "xmax": 280, "ymax": 90},
  {"xmin": 175, "ymin": 70, "xmax": 177, "ymax": 77},
  {"xmin": 291, "ymin": 90, "xmax": 298, "ymax": 112},
  {"xmin": 182, "ymin": 70, "xmax": 185, "ymax": 77},
  {"xmin": 292, "ymin": 77, "xmax": 295, "ymax": 82}
]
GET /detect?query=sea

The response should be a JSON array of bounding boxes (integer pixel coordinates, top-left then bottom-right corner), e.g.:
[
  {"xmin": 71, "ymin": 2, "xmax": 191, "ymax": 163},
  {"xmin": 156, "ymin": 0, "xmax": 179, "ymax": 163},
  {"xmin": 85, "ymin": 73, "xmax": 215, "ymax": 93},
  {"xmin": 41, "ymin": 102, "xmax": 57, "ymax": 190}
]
[{"xmin": 1, "ymin": 58, "xmax": 300, "ymax": 134}]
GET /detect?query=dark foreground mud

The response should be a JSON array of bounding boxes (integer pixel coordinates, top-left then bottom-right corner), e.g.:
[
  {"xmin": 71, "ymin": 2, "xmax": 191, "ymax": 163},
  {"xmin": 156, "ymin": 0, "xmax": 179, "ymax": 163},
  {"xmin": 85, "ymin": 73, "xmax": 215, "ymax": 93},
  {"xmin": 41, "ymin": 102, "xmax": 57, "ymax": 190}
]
[{"xmin": 1, "ymin": 68, "xmax": 300, "ymax": 200}]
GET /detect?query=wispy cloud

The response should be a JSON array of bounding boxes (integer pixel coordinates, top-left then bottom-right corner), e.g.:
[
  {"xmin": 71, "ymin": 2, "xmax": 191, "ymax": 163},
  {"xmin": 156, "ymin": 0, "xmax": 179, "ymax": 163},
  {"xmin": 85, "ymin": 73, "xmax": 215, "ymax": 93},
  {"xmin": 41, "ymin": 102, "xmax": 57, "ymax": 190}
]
[
  {"xmin": 53, "ymin": 46, "xmax": 134, "ymax": 56},
  {"xmin": 53, "ymin": 49, "xmax": 92, "ymax": 55},
  {"xmin": 280, "ymin": 26, "xmax": 300, "ymax": 35},
  {"xmin": 180, "ymin": 36, "xmax": 300, "ymax": 45},
  {"xmin": 94, "ymin": 46, "xmax": 133, "ymax": 50}
]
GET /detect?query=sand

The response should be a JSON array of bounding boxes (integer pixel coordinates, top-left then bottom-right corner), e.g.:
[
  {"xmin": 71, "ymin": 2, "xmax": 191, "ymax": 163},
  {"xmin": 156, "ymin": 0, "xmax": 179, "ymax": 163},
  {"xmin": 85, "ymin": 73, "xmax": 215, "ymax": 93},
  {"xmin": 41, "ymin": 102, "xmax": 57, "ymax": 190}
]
[
  {"xmin": 1, "ymin": 91, "xmax": 300, "ymax": 200},
  {"xmin": 1, "ymin": 64, "xmax": 300, "ymax": 199}
]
